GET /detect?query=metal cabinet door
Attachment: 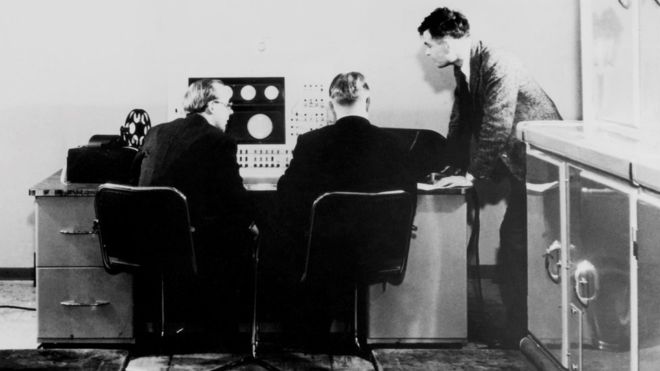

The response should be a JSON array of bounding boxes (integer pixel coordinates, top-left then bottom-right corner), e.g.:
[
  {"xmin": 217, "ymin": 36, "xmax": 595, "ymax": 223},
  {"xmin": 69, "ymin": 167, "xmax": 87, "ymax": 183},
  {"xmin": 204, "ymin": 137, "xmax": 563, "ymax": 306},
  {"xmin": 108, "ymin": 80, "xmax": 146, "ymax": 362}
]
[
  {"xmin": 637, "ymin": 191, "xmax": 660, "ymax": 370},
  {"xmin": 567, "ymin": 165, "xmax": 632, "ymax": 370},
  {"xmin": 526, "ymin": 149, "xmax": 566, "ymax": 365}
]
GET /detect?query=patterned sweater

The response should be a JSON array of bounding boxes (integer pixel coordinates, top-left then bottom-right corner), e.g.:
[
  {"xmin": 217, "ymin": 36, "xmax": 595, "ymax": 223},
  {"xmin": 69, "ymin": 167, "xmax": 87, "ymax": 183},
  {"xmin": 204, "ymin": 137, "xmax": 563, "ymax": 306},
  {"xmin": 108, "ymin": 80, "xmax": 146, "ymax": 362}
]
[{"xmin": 447, "ymin": 40, "xmax": 562, "ymax": 181}]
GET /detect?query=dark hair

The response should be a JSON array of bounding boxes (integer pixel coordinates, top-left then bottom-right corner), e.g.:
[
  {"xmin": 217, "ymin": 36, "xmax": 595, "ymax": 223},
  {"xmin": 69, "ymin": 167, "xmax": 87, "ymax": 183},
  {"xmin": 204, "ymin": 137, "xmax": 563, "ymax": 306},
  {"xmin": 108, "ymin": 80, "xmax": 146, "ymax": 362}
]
[
  {"xmin": 328, "ymin": 72, "xmax": 370, "ymax": 105},
  {"xmin": 183, "ymin": 79, "xmax": 225, "ymax": 114},
  {"xmin": 418, "ymin": 7, "xmax": 470, "ymax": 39}
]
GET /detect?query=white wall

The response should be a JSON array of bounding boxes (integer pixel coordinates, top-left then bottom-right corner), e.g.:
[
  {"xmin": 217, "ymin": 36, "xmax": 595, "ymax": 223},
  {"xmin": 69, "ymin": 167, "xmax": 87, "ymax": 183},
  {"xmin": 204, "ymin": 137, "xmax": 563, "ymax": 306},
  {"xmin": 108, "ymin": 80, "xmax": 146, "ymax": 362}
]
[
  {"xmin": 0, "ymin": 0, "xmax": 580, "ymax": 268},
  {"xmin": 0, "ymin": 0, "xmax": 169, "ymax": 267}
]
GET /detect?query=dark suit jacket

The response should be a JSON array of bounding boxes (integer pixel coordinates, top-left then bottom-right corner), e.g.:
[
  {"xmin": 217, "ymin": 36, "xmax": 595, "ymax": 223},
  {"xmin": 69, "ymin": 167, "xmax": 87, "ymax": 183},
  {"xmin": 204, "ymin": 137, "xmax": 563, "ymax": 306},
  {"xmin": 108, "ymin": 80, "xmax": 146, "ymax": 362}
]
[
  {"xmin": 447, "ymin": 40, "xmax": 562, "ymax": 181},
  {"xmin": 135, "ymin": 114, "xmax": 253, "ymax": 275},
  {"xmin": 277, "ymin": 115, "xmax": 416, "ymax": 263}
]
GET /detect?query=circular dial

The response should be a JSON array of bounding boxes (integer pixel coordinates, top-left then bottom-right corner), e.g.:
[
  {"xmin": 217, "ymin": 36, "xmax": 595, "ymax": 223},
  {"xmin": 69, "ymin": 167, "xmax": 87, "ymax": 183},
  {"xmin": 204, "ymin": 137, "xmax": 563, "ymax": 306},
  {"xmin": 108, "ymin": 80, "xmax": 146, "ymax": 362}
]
[{"xmin": 246, "ymin": 113, "xmax": 273, "ymax": 139}]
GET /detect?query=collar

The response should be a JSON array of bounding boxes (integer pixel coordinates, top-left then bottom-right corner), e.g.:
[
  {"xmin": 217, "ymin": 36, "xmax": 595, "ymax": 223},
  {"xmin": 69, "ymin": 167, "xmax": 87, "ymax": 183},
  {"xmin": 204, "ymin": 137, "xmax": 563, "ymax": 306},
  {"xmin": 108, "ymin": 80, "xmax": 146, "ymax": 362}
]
[
  {"xmin": 458, "ymin": 39, "xmax": 475, "ymax": 89},
  {"xmin": 188, "ymin": 112, "xmax": 213, "ymax": 126},
  {"xmin": 334, "ymin": 115, "xmax": 371, "ymax": 127}
]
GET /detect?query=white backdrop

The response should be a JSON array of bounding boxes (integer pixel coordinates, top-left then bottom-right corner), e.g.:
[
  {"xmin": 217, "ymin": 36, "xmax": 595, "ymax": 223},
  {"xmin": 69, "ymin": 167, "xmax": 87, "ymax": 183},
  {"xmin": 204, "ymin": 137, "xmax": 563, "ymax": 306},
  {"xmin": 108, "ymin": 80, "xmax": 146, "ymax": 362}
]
[{"xmin": 0, "ymin": 0, "xmax": 580, "ymax": 268}]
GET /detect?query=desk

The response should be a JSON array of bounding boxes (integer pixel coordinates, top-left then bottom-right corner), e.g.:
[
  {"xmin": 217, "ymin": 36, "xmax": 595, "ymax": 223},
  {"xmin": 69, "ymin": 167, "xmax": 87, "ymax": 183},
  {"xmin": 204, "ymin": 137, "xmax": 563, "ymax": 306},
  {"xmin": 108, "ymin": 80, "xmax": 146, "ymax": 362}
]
[
  {"xmin": 30, "ymin": 170, "xmax": 469, "ymax": 345},
  {"xmin": 29, "ymin": 171, "xmax": 133, "ymax": 344}
]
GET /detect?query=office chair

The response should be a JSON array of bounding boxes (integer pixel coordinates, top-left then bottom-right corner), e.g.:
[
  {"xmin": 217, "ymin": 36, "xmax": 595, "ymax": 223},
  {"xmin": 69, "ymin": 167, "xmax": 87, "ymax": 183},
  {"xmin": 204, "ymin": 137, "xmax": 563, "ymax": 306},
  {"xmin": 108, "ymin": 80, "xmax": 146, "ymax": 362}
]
[
  {"xmin": 382, "ymin": 128, "xmax": 447, "ymax": 181},
  {"xmin": 94, "ymin": 183, "xmax": 198, "ymax": 346},
  {"xmin": 96, "ymin": 183, "xmax": 278, "ymax": 369},
  {"xmin": 300, "ymin": 190, "xmax": 416, "ymax": 371}
]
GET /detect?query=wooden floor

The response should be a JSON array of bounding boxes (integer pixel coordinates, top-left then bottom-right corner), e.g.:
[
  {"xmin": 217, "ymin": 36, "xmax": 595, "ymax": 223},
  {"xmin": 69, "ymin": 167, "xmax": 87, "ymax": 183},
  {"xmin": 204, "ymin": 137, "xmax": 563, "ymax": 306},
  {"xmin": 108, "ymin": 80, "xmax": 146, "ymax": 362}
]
[
  {"xmin": 125, "ymin": 347, "xmax": 533, "ymax": 370},
  {"xmin": 0, "ymin": 280, "xmax": 536, "ymax": 370}
]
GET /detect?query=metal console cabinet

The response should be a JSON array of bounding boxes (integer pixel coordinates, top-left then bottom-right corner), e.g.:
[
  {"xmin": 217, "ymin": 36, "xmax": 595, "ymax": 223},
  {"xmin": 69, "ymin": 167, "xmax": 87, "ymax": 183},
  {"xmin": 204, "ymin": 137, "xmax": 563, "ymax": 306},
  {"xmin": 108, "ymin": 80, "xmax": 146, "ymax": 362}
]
[
  {"xmin": 367, "ymin": 189, "xmax": 469, "ymax": 344},
  {"xmin": 519, "ymin": 121, "xmax": 660, "ymax": 371},
  {"xmin": 30, "ymin": 173, "xmax": 133, "ymax": 344}
]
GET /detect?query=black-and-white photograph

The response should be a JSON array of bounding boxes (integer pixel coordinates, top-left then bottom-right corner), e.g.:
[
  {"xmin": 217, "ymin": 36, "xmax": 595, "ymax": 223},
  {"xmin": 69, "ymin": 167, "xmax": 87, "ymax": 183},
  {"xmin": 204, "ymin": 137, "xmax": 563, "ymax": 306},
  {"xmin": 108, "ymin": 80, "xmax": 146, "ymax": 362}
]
[{"xmin": 1, "ymin": 0, "xmax": 659, "ymax": 370}]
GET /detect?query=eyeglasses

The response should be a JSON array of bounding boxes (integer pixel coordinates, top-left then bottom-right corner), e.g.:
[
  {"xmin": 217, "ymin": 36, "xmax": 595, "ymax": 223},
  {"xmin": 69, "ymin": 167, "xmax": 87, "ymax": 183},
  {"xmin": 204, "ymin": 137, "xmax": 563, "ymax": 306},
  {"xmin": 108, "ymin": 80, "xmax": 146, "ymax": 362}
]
[{"xmin": 212, "ymin": 100, "xmax": 233, "ymax": 109}]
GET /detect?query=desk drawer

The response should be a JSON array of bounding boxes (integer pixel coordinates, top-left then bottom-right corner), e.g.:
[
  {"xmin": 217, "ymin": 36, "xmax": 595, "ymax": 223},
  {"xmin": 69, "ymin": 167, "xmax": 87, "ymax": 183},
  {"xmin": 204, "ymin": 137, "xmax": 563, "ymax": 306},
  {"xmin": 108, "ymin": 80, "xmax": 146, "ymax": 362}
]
[
  {"xmin": 36, "ymin": 197, "xmax": 102, "ymax": 267},
  {"xmin": 37, "ymin": 267, "xmax": 133, "ymax": 342}
]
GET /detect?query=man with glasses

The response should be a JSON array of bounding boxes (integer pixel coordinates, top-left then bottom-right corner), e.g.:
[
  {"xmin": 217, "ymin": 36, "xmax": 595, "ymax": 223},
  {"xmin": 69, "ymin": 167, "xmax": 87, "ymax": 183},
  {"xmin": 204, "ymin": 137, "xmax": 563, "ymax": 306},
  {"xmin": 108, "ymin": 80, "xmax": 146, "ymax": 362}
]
[{"xmin": 134, "ymin": 78, "xmax": 254, "ymax": 346}]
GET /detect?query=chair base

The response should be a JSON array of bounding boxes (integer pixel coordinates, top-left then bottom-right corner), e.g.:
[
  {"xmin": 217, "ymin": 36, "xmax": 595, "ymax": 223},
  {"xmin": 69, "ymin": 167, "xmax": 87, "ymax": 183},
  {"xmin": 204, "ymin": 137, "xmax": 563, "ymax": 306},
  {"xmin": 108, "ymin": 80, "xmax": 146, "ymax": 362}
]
[
  {"xmin": 354, "ymin": 334, "xmax": 381, "ymax": 371},
  {"xmin": 209, "ymin": 355, "xmax": 281, "ymax": 371}
]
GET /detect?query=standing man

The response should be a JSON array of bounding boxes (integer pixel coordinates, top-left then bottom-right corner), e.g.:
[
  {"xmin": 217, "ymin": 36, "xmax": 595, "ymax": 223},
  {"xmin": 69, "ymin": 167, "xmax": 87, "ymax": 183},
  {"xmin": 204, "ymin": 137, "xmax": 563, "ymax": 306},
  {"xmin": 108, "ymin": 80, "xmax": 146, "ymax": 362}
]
[
  {"xmin": 418, "ymin": 7, "xmax": 562, "ymax": 348},
  {"xmin": 135, "ymin": 78, "xmax": 255, "ymax": 342}
]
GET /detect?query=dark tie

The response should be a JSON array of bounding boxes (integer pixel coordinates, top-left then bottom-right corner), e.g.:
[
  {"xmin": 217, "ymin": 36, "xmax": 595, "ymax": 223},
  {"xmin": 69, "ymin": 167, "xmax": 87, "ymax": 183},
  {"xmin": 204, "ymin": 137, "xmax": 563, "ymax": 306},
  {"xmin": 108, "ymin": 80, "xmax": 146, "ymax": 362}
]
[
  {"xmin": 451, "ymin": 66, "xmax": 475, "ymax": 171},
  {"xmin": 454, "ymin": 66, "xmax": 470, "ymax": 98}
]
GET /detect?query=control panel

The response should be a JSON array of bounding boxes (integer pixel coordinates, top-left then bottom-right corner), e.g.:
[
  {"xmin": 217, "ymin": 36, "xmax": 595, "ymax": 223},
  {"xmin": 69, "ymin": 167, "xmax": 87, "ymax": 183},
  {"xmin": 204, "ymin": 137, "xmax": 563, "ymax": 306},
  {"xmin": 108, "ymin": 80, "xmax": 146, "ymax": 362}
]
[
  {"xmin": 237, "ymin": 146, "xmax": 292, "ymax": 169},
  {"xmin": 236, "ymin": 81, "xmax": 328, "ymax": 173},
  {"xmin": 288, "ymin": 83, "xmax": 329, "ymax": 145},
  {"xmin": 190, "ymin": 77, "xmax": 286, "ymax": 145},
  {"xmin": 174, "ymin": 77, "xmax": 330, "ymax": 180}
]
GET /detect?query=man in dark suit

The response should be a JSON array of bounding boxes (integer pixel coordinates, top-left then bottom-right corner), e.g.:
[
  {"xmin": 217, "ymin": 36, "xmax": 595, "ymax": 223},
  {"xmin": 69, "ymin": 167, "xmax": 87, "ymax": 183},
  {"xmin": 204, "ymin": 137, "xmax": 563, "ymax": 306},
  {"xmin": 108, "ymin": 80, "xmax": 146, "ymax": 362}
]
[
  {"xmin": 135, "ymin": 78, "xmax": 254, "ymax": 340},
  {"xmin": 278, "ymin": 72, "xmax": 416, "ymax": 268},
  {"xmin": 276, "ymin": 71, "xmax": 416, "ymax": 343},
  {"xmin": 418, "ymin": 7, "xmax": 563, "ymax": 348}
]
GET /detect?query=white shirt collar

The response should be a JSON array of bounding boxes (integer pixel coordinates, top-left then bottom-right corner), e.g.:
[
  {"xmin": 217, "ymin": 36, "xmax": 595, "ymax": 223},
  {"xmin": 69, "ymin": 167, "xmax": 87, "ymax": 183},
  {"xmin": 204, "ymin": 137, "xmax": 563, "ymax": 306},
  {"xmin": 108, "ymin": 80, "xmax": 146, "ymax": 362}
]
[{"xmin": 457, "ymin": 38, "xmax": 472, "ymax": 90}]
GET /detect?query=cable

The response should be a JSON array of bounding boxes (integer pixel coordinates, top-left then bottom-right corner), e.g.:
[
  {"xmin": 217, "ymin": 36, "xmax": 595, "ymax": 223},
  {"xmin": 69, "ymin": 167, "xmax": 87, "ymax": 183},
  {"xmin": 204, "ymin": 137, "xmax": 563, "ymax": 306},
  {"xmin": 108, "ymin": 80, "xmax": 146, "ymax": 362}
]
[{"xmin": 0, "ymin": 305, "xmax": 36, "ymax": 311}]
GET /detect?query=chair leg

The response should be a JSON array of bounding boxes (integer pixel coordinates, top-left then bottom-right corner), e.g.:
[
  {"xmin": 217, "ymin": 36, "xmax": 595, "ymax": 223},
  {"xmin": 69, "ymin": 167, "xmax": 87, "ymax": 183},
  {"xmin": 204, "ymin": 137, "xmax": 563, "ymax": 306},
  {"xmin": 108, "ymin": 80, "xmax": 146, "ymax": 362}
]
[
  {"xmin": 354, "ymin": 286, "xmax": 360, "ymax": 350},
  {"xmin": 160, "ymin": 272, "xmax": 166, "ymax": 339},
  {"xmin": 353, "ymin": 285, "xmax": 381, "ymax": 371},
  {"xmin": 250, "ymin": 264, "xmax": 259, "ymax": 359},
  {"xmin": 208, "ymin": 237, "xmax": 281, "ymax": 371}
]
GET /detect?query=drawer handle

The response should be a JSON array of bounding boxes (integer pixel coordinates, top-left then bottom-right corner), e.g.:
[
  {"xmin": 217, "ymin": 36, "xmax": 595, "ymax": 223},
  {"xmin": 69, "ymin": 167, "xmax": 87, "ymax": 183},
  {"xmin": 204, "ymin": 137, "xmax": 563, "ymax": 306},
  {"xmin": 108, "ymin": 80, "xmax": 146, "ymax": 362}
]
[{"xmin": 60, "ymin": 299, "xmax": 109, "ymax": 307}]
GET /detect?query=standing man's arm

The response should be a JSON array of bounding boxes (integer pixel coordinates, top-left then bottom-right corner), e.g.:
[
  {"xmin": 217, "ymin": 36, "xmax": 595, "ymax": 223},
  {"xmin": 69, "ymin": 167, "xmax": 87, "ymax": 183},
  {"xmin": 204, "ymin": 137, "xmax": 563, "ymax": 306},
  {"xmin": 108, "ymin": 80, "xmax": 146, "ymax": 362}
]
[{"xmin": 469, "ymin": 60, "xmax": 520, "ymax": 179}]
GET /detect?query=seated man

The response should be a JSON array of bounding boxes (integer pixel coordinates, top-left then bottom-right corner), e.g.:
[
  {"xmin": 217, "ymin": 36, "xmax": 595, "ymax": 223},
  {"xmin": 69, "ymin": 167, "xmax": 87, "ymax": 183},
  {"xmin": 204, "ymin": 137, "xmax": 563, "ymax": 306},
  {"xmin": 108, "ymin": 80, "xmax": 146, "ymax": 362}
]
[
  {"xmin": 276, "ymin": 71, "xmax": 416, "ymax": 342},
  {"xmin": 134, "ymin": 78, "xmax": 255, "ymax": 341}
]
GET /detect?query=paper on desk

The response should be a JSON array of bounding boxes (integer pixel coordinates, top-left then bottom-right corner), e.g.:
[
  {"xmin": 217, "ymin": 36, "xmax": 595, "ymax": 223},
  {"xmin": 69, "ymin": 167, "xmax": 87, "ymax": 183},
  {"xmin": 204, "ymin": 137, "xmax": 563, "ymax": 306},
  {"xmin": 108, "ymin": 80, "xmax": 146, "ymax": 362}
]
[{"xmin": 417, "ymin": 182, "xmax": 461, "ymax": 191}]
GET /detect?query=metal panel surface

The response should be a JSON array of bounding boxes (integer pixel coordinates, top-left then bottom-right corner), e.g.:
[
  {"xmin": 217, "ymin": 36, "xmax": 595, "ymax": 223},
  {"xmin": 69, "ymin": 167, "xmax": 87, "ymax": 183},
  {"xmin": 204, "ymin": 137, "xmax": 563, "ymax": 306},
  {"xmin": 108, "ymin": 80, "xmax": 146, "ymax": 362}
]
[
  {"xmin": 637, "ymin": 192, "xmax": 660, "ymax": 370},
  {"xmin": 37, "ymin": 267, "xmax": 133, "ymax": 342},
  {"xmin": 526, "ymin": 151, "xmax": 564, "ymax": 364},
  {"xmin": 568, "ymin": 165, "xmax": 632, "ymax": 370},
  {"xmin": 367, "ymin": 193, "xmax": 467, "ymax": 343},
  {"xmin": 36, "ymin": 197, "xmax": 101, "ymax": 267}
]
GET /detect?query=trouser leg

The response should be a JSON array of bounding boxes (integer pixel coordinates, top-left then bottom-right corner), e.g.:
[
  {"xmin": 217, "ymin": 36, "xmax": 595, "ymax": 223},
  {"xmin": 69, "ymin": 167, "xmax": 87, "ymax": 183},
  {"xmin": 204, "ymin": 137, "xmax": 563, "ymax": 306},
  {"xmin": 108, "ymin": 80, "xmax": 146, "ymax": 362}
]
[{"xmin": 497, "ymin": 173, "xmax": 528, "ymax": 343}]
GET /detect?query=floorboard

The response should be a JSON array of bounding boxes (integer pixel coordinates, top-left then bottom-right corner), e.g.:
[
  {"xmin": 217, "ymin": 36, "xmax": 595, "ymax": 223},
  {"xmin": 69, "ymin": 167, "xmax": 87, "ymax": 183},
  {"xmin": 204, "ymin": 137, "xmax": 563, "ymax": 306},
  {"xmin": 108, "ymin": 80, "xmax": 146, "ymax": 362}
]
[{"xmin": 0, "ymin": 279, "xmax": 536, "ymax": 370}]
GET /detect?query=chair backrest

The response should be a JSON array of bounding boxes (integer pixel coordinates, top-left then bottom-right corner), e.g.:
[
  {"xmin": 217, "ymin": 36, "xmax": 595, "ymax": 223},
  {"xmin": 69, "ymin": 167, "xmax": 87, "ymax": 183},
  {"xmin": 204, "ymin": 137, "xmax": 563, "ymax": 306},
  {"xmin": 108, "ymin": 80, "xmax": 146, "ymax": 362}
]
[
  {"xmin": 301, "ymin": 190, "xmax": 415, "ymax": 286},
  {"xmin": 382, "ymin": 128, "xmax": 447, "ymax": 181},
  {"xmin": 94, "ymin": 183, "xmax": 197, "ymax": 275}
]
